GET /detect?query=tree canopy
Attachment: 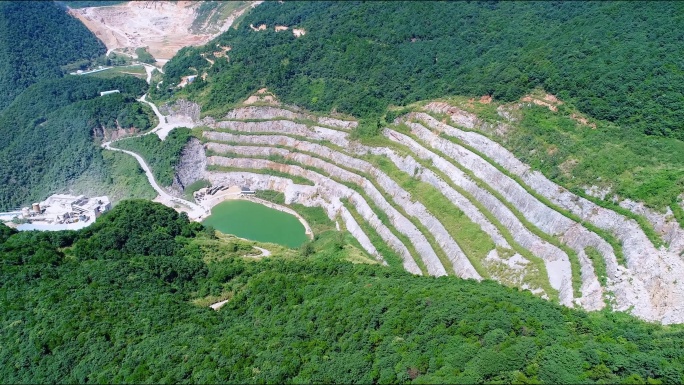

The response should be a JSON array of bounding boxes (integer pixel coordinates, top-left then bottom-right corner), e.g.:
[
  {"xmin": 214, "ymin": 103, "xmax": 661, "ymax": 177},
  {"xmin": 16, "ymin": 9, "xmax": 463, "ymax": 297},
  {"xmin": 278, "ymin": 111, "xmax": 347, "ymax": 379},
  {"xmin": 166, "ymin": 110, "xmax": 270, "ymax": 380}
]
[
  {"xmin": 0, "ymin": 76, "xmax": 153, "ymax": 210},
  {"xmin": 0, "ymin": 1, "xmax": 106, "ymax": 111},
  {"xmin": 160, "ymin": 1, "xmax": 684, "ymax": 139},
  {"xmin": 1, "ymin": 200, "xmax": 684, "ymax": 383}
]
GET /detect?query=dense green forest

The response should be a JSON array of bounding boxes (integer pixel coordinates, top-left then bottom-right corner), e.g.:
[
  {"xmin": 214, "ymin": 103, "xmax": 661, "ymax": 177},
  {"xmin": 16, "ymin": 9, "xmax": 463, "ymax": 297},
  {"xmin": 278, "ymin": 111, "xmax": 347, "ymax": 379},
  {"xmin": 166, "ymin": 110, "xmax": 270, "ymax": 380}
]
[
  {"xmin": 0, "ymin": 76, "xmax": 154, "ymax": 210},
  {"xmin": 116, "ymin": 128, "xmax": 193, "ymax": 186},
  {"xmin": 159, "ymin": 1, "xmax": 684, "ymax": 139},
  {"xmin": 0, "ymin": 1, "xmax": 106, "ymax": 111},
  {"xmin": 1, "ymin": 199, "xmax": 684, "ymax": 383}
]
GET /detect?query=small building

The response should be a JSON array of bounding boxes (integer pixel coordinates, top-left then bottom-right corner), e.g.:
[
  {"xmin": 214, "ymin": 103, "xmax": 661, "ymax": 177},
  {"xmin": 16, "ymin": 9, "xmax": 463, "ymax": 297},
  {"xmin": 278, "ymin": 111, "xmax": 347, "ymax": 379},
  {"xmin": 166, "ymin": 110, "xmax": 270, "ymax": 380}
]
[
  {"xmin": 240, "ymin": 186, "xmax": 256, "ymax": 195},
  {"xmin": 187, "ymin": 75, "xmax": 197, "ymax": 84},
  {"xmin": 100, "ymin": 90, "xmax": 120, "ymax": 97}
]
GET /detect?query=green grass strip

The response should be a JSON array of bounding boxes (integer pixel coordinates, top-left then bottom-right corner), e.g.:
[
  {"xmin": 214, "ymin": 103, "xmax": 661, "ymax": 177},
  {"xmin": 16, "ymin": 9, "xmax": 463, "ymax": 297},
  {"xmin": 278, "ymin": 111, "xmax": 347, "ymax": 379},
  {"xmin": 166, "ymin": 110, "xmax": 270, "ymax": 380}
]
[
  {"xmin": 363, "ymin": 135, "xmax": 559, "ymax": 301},
  {"xmin": 584, "ymin": 247, "xmax": 607, "ymax": 287},
  {"xmin": 369, "ymin": 154, "xmax": 495, "ymax": 278},
  {"xmin": 423, "ymin": 112, "xmax": 655, "ymax": 260},
  {"xmin": 341, "ymin": 198, "xmax": 407, "ymax": 271},
  {"xmin": 670, "ymin": 200, "xmax": 684, "ymax": 230},
  {"xmin": 394, "ymin": 127, "xmax": 584, "ymax": 298}
]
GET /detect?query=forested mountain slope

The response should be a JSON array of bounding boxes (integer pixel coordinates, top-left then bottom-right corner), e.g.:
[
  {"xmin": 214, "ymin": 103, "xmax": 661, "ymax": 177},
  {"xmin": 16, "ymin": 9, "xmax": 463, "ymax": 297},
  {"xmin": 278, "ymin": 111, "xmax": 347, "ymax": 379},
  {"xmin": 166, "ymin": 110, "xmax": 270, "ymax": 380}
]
[
  {"xmin": 2, "ymin": 200, "xmax": 684, "ymax": 384},
  {"xmin": 159, "ymin": 1, "xmax": 684, "ymax": 139},
  {"xmin": 0, "ymin": 76, "xmax": 155, "ymax": 210},
  {"xmin": 0, "ymin": 1, "xmax": 105, "ymax": 111}
]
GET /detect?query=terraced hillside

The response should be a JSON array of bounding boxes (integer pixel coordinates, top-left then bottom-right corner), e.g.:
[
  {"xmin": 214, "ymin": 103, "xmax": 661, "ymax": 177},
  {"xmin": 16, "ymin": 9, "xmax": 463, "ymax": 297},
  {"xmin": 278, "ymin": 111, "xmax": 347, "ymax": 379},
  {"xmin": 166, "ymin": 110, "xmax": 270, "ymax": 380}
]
[{"xmin": 158, "ymin": 95, "xmax": 684, "ymax": 325}]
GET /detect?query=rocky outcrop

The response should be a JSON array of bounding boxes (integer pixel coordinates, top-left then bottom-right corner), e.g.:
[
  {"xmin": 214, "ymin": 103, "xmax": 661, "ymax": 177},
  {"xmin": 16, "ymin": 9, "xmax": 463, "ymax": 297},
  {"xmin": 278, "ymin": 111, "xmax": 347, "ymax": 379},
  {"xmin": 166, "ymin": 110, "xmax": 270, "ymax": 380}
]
[
  {"xmin": 160, "ymin": 99, "xmax": 201, "ymax": 122},
  {"xmin": 224, "ymin": 106, "xmax": 303, "ymax": 121},
  {"xmin": 424, "ymin": 101, "xmax": 511, "ymax": 136},
  {"xmin": 223, "ymin": 106, "xmax": 358, "ymax": 130},
  {"xmin": 92, "ymin": 125, "xmax": 140, "ymax": 142},
  {"xmin": 619, "ymin": 199, "xmax": 684, "ymax": 256},
  {"xmin": 211, "ymin": 120, "xmax": 350, "ymax": 147},
  {"xmin": 169, "ymin": 138, "xmax": 207, "ymax": 196}
]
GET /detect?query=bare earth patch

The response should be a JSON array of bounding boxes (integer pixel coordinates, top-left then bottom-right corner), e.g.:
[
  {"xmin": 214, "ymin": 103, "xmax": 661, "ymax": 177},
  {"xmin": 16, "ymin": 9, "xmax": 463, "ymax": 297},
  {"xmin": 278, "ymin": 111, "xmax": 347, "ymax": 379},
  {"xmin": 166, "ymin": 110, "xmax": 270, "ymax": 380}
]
[
  {"xmin": 479, "ymin": 95, "xmax": 493, "ymax": 104},
  {"xmin": 243, "ymin": 88, "xmax": 280, "ymax": 105},
  {"xmin": 292, "ymin": 28, "xmax": 306, "ymax": 37},
  {"xmin": 68, "ymin": 1, "xmax": 259, "ymax": 61},
  {"xmin": 520, "ymin": 95, "xmax": 560, "ymax": 112}
]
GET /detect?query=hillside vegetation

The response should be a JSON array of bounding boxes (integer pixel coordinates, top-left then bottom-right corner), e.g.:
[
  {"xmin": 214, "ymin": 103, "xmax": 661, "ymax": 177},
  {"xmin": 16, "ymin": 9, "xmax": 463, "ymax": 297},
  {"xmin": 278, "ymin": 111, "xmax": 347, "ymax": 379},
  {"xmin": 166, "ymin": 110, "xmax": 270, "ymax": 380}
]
[
  {"xmin": 0, "ymin": 76, "xmax": 155, "ymax": 210},
  {"xmin": 1, "ymin": 200, "xmax": 684, "ymax": 383},
  {"xmin": 116, "ymin": 128, "xmax": 193, "ymax": 186},
  {"xmin": 160, "ymin": 1, "xmax": 684, "ymax": 139},
  {"xmin": 155, "ymin": 1, "xmax": 684, "ymax": 214},
  {"xmin": 0, "ymin": 2, "xmax": 106, "ymax": 111}
]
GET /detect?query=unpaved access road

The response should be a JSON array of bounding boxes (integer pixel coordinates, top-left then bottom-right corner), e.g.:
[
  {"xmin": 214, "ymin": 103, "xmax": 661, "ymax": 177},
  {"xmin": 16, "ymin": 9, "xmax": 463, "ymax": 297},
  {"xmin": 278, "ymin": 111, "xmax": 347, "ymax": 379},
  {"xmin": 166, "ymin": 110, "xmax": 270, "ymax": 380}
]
[{"xmin": 102, "ymin": 91, "xmax": 207, "ymax": 220}]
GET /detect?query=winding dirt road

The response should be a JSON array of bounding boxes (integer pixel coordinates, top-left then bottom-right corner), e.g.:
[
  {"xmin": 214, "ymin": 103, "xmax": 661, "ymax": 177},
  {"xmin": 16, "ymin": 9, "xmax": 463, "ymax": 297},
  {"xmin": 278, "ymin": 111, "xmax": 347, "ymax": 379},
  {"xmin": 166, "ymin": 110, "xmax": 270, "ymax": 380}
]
[{"xmin": 102, "ymin": 82, "xmax": 208, "ymax": 220}]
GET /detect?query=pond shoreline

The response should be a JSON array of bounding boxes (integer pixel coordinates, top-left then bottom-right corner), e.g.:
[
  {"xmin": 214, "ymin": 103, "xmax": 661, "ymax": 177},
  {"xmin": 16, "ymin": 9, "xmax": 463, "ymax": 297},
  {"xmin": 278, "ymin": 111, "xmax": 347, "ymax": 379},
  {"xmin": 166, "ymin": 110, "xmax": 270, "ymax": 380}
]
[{"xmin": 198, "ymin": 188, "xmax": 314, "ymax": 240}]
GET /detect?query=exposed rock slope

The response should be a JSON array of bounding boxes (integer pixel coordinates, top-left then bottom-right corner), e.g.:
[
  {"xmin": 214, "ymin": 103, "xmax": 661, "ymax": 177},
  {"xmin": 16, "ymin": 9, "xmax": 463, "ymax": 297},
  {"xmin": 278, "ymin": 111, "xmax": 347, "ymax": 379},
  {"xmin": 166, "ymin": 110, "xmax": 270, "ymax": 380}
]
[
  {"xmin": 69, "ymin": 1, "xmax": 258, "ymax": 61},
  {"xmin": 174, "ymin": 100, "xmax": 684, "ymax": 324}
]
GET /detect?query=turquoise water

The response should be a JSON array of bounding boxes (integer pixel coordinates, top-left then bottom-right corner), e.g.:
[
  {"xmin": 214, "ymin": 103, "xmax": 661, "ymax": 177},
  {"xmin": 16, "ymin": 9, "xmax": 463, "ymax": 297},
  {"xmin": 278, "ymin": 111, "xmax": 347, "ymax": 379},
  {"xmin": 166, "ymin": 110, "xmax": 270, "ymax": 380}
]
[{"xmin": 202, "ymin": 200, "xmax": 308, "ymax": 248}]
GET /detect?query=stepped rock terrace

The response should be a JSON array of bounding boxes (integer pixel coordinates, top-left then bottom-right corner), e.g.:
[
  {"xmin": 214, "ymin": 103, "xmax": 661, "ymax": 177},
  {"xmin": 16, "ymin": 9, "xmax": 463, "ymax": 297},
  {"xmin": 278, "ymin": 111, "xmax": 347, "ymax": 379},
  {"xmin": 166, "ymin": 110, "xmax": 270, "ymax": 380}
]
[{"xmin": 172, "ymin": 101, "xmax": 684, "ymax": 324}]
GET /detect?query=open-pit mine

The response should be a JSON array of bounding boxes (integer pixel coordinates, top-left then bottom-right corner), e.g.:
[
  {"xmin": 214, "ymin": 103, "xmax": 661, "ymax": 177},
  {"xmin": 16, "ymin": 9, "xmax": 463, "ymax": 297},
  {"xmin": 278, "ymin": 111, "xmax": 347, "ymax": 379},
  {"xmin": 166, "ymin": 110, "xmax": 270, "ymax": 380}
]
[
  {"xmin": 68, "ymin": 1, "xmax": 258, "ymax": 61},
  {"xmin": 157, "ymin": 96, "xmax": 684, "ymax": 325}
]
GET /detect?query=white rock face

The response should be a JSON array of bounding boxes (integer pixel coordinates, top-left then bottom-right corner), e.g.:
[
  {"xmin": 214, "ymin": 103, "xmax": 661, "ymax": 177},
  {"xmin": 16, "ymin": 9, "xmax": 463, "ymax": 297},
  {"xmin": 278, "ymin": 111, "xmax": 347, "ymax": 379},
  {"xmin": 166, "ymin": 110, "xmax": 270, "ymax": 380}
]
[
  {"xmin": 619, "ymin": 199, "xmax": 684, "ymax": 256},
  {"xmin": 382, "ymin": 129, "xmax": 575, "ymax": 307},
  {"xmin": 402, "ymin": 119, "xmax": 606, "ymax": 310},
  {"xmin": 223, "ymin": 106, "xmax": 358, "ymax": 130},
  {"xmin": 416, "ymin": 108, "xmax": 684, "ymax": 323},
  {"xmin": 209, "ymin": 140, "xmax": 481, "ymax": 280},
  {"xmin": 376, "ymin": 148, "xmax": 510, "ymax": 249}
]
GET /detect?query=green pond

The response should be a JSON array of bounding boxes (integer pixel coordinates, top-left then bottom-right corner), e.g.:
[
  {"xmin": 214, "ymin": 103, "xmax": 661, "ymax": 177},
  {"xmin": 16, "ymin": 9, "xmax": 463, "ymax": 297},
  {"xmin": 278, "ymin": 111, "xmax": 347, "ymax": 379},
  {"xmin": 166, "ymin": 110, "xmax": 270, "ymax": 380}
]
[{"xmin": 202, "ymin": 200, "xmax": 308, "ymax": 248}]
